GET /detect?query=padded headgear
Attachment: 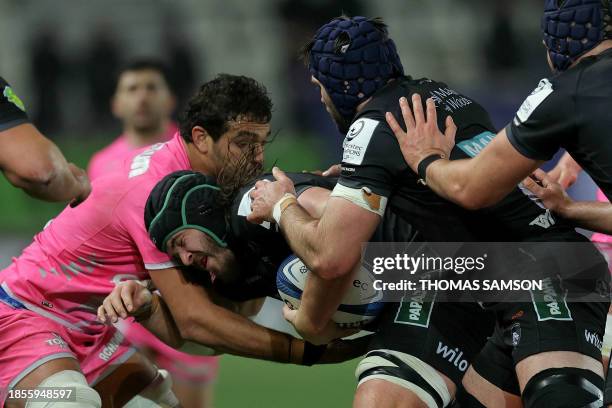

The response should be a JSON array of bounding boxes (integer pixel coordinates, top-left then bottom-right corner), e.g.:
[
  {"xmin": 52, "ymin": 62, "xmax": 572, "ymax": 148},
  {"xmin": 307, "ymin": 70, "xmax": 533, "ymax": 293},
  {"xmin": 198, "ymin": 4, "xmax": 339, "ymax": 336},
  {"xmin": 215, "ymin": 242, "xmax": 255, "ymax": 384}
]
[
  {"xmin": 542, "ymin": 0, "xmax": 612, "ymax": 71},
  {"xmin": 308, "ymin": 16, "xmax": 404, "ymax": 122},
  {"xmin": 145, "ymin": 170, "xmax": 228, "ymax": 252}
]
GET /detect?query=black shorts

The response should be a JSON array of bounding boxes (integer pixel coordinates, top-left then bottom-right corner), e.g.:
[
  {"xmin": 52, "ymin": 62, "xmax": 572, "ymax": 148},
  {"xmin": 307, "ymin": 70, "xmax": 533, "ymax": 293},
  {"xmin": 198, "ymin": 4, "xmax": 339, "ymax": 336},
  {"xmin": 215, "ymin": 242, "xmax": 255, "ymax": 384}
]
[
  {"xmin": 366, "ymin": 294, "xmax": 495, "ymax": 386},
  {"xmin": 472, "ymin": 299, "xmax": 609, "ymax": 395},
  {"xmin": 472, "ymin": 240, "xmax": 611, "ymax": 395}
]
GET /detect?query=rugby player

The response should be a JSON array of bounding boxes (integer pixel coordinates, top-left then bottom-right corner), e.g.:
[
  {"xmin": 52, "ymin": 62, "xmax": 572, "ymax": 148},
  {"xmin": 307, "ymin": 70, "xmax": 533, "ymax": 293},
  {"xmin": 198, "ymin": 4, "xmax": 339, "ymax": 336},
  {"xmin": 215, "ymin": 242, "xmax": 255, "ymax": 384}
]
[
  {"xmin": 88, "ymin": 59, "xmax": 177, "ymax": 180},
  {"xmin": 384, "ymin": 0, "xmax": 612, "ymax": 212},
  {"xmin": 86, "ymin": 58, "xmax": 217, "ymax": 408},
  {"xmin": 522, "ymin": 168, "xmax": 612, "ymax": 236},
  {"xmin": 0, "ymin": 76, "xmax": 90, "ymax": 203},
  {"xmin": 248, "ymin": 15, "xmax": 610, "ymax": 408},
  {"xmin": 0, "ymin": 74, "xmax": 289, "ymax": 408},
  {"xmin": 99, "ymin": 169, "xmax": 495, "ymax": 408}
]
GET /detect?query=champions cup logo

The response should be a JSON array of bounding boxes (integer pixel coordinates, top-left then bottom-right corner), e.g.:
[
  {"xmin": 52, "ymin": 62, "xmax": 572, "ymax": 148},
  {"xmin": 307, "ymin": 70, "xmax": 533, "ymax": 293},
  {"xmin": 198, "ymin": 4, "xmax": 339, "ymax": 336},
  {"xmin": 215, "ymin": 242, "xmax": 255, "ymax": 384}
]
[{"xmin": 346, "ymin": 120, "xmax": 365, "ymax": 141}]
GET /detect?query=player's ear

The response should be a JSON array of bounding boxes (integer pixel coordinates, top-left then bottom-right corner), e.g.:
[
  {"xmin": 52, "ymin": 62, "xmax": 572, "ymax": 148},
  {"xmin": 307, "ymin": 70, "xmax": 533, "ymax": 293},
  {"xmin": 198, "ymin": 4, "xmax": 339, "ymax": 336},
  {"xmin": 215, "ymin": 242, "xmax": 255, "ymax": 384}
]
[{"xmin": 191, "ymin": 126, "xmax": 213, "ymax": 154}]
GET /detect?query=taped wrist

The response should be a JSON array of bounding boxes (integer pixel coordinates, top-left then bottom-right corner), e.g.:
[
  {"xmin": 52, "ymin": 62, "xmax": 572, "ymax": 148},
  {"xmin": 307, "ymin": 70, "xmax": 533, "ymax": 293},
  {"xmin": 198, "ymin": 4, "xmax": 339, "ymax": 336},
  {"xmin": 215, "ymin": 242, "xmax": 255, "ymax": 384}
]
[{"xmin": 273, "ymin": 193, "xmax": 297, "ymax": 225}]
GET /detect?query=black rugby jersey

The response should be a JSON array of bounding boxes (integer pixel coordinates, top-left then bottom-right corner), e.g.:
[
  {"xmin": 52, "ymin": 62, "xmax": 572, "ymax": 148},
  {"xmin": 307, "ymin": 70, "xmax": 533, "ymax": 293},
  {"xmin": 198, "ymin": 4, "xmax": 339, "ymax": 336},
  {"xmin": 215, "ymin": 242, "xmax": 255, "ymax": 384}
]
[
  {"xmin": 338, "ymin": 77, "xmax": 581, "ymax": 242},
  {"xmin": 506, "ymin": 48, "xmax": 612, "ymax": 200},
  {"xmin": 214, "ymin": 173, "xmax": 417, "ymax": 301},
  {"xmin": 0, "ymin": 77, "xmax": 28, "ymax": 132}
]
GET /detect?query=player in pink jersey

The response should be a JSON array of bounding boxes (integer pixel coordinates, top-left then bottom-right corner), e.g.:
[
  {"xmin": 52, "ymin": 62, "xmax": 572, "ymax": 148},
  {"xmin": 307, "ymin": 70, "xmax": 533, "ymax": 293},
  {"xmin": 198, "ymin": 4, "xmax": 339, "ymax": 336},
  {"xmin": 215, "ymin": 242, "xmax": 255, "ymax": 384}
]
[
  {"xmin": 0, "ymin": 74, "xmax": 277, "ymax": 408},
  {"xmin": 88, "ymin": 60, "xmax": 178, "ymax": 181},
  {"xmin": 87, "ymin": 59, "xmax": 217, "ymax": 407}
]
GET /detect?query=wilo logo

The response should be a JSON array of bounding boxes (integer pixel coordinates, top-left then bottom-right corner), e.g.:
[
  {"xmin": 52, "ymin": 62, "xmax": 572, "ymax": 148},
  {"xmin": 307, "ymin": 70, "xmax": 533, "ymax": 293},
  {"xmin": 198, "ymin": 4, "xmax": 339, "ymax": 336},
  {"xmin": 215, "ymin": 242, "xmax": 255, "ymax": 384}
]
[
  {"xmin": 436, "ymin": 342, "xmax": 469, "ymax": 372},
  {"xmin": 584, "ymin": 330, "xmax": 603, "ymax": 350}
]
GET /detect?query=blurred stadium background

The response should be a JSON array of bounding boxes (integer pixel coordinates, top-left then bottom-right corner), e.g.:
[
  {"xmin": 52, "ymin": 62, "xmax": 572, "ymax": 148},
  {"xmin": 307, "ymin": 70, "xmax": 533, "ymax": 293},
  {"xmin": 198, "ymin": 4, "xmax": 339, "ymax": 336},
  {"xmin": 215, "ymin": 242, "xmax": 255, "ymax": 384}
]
[{"xmin": 0, "ymin": 0, "xmax": 599, "ymax": 406}]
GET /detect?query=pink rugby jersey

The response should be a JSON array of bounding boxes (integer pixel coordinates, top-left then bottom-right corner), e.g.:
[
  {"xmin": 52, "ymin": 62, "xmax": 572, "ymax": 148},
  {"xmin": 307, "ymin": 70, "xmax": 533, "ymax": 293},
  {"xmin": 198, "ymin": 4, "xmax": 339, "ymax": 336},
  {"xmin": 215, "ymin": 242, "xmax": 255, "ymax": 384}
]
[
  {"xmin": 0, "ymin": 133, "xmax": 190, "ymax": 333},
  {"xmin": 88, "ymin": 122, "xmax": 178, "ymax": 181}
]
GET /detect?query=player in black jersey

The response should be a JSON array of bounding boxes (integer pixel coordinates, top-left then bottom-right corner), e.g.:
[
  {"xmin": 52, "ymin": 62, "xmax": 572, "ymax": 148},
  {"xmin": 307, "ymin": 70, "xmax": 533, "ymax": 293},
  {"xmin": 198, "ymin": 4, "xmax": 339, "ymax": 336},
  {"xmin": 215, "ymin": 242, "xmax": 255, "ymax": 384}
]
[
  {"xmin": 99, "ymin": 169, "xmax": 497, "ymax": 407},
  {"xmin": 247, "ymin": 15, "xmax": 609, "ymax": 408},
  {"xmin": 0, "ymin": 76, "xmax": 90, "ymax": 203},
  {"xmin": 385, "ymin": 1, "xmax": 612, "ymax": 215}
]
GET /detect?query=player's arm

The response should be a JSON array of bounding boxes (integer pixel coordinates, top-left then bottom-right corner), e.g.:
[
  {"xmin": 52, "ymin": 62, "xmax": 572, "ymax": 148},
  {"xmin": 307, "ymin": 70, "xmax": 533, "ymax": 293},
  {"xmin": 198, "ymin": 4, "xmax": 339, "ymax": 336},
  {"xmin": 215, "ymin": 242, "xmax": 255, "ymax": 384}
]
[
  {"xmin": 99, "ymin": 278, "xmax": 366, "ymax": 364},
  {"xmin": 248, "ymin": 168, "xmax": 381, "ymax": 341},
  {"xmin": 0, "ymin": 124, "xmax": 91, "ymax": 203},
  {"xmin": 281, "ymin": 196, "xmax": 379, "ymax": 339},
  {"xmin": 98, "ymin": 280, "xmax": 183, "ymax": 347},
  {"xmin": 547, "ymin": 151, "xmax": 582, "ymax": 188},
  {"xmin": 523, "ymin": 169, "xmax": 612, "ymax": 234},
  {"xmin": 148, "ymin": 266, "xmax": 323, "ymax": 363},
  {"xmin": 0, "ymin": 77, "xmax": 90, "ymax": 203},
  {"xmin": 385, "ymin": 95, "xmax": 543, "ymax": 209}
]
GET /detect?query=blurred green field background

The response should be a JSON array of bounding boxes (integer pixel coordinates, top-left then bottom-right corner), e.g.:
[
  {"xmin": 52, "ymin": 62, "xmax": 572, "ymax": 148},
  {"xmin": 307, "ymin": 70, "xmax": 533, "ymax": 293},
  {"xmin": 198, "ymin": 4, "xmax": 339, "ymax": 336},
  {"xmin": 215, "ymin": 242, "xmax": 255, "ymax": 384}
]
[
  {"xmin": 0, "ymin": 133, "xmax": 361, "ymax": 407},
  {"xmin": 215, "ymin": 356, "xmax": 358, "ymax": 407}
]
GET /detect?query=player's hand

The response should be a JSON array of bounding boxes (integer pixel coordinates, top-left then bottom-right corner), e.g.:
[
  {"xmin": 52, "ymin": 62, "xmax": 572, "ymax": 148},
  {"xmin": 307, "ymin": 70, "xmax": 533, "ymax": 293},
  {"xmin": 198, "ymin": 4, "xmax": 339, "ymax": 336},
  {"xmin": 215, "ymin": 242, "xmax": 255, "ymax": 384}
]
[
  {"xmin": 385, "ymin": 94, "xmax": 456, "ymax": 173},
  {"xmin": 283, "ymin": 305, "xmax": 358, "ymax": 346},
  {"xmin": 547, "ymin": 153, "xmax": 582, "ymax": 189},
  {"xmin": 303, "ymin": 164, "xmax": 341, "ymax": 177},
  {"xmin": 68, "ymin": 163, "xmax": 92, "ymax": 207},
  {"xmin": 97, "ymin": 280, "xmax": 153, "ymax": 324},
  {"xmin": 247, "ymin": 167, "xmax": 297, "ymax": 224},
  {"xmin": 522, "ymin": 169, "xmax": 574, "ymax": 215}
]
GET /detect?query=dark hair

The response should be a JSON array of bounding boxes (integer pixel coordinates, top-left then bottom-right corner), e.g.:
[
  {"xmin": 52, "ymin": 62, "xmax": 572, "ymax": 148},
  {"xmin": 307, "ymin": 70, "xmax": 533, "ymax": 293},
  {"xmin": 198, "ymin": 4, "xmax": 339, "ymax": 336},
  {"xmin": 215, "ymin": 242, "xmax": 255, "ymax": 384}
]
[
  {"xmin": 178, "ymin": 74, "xmax": 273, "ymax": 143},
  {"xmin": 115, "ymin": 58, "xmax": 171, "ymax": 89},
  {"xmin": 299, "ymin": 15, "xmax": 389, "ymax": 65}
]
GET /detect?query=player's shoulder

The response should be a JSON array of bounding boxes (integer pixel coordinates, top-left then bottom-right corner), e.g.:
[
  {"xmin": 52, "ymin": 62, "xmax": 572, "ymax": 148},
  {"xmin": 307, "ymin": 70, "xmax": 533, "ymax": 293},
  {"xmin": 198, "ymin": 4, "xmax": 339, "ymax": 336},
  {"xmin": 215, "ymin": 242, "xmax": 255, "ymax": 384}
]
[{"xmin": 571, "ymin": 48, "xmax": 612, "ymax": 95}]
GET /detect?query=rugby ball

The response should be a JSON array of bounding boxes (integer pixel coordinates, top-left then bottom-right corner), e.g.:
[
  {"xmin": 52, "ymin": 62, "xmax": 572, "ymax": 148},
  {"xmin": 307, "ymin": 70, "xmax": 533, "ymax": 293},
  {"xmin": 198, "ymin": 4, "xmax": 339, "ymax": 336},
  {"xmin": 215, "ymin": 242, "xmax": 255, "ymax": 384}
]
[{"xmin": 276, "ymin": 254, "xmax": 384, "ymax": 328}]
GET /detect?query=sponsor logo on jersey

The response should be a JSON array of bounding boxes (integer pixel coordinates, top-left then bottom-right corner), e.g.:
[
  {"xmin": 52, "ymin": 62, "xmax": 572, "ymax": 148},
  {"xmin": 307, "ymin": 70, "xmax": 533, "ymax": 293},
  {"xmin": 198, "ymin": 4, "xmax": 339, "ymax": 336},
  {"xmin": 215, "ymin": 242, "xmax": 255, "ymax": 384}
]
[
  {"xmin": 342, "ymin": 118, "xmax": 378, "ymax": 166},
  {"xmin": 346, "ymin": 120, "xmax": 365, "ymax": 141},
  {"xmin": 515, "ymin": 78, "xmax": 553, "ymax": 124},
  {"xmin": 456, "ymin": 131, "xmax": 496, "ymax": 157},
  {"xmin": 584, "ymin": 329, "xmax": 603, "ymax": 350},
  {"xmin": 529, "ymin": 209, "xmax": 556, "ymax": 229},
  {"xmin": 45, "ymin": 333, "xmax": 68, "ymax": 349},
  {"xmin": 3, "ymin": 86, "xmax": 25, "ymax": 112},
  {"xmin": 394, "ymin": 290, "xmax": 436, "ymax": 328},
  {"xmin": 128, "ymin": 143, "xmax": 166, "ymax": 178},
  {"xmin": 99, "ymin": 331, "xmax": 124, "ymax": 362},
  {"xmin": 511, "ymin": 323, "xmax": 521, "ymax": 346},
  {"xmin": 38, "ymin": 254, "xmax": 100, "ymax": 281},
  {"xmin": 530, "ymin": 277, "xmax": 572, "ymax": 321},
  {"xmin": 428, "ymin": 87, "xmax": 473, "ymax": 113},
  {"xmin": 435, "ymin": 341, "xmax": 469, "ymax": 372}
]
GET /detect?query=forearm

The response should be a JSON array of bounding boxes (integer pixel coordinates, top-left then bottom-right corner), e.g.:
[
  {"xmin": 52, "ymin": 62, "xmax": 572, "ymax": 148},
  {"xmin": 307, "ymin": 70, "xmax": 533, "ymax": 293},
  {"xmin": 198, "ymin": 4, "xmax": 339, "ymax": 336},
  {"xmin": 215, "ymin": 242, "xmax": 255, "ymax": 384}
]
[
  {"xmin": 1, "ymin": 125, "xmax": 84, "ymax": 202},
  {"xmin": 138, "ymin": 293, "xmax": 184, "ymax": 348},
  {"xmin": 7, "ymin": 164, "xmax": 81, "ymax": 202},
  {"xmin": 180, "ymin": 301, "xmax": 297, "ymax": 362},
  {"xmin": 298, "ymin": 269, "xmax": 354, "ymax": 333},
  {"xmin": 279, "ymin": 203, "xmax": 330, "ymax": 272},
  {"xmin": 560, "ymin": 200, "xmax": 612, "ymax": 235},
  {"xmin": 425, "ymin": 158, "xmax": 510, "ymax": 209}
]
